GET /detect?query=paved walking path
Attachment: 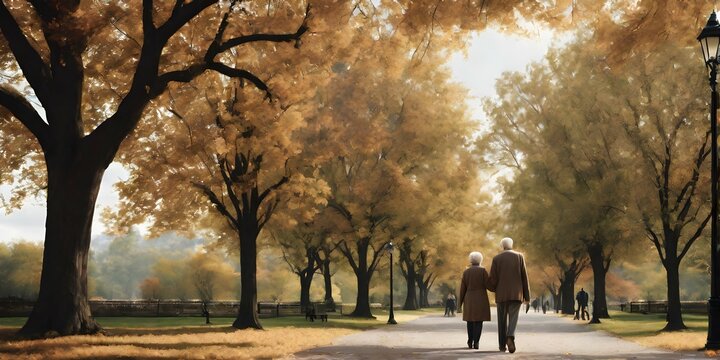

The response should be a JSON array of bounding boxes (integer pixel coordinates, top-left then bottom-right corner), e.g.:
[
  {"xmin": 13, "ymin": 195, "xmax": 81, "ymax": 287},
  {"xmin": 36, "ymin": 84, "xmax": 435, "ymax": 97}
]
[{"xmin": 292, "ymin": 310, "xmax": 704, "ymax": 359}]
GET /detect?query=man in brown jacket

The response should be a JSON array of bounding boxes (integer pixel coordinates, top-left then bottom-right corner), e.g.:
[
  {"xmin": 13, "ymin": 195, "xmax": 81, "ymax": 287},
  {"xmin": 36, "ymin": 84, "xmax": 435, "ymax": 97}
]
[{"xmin": 489, "ymin": 237, "xmax": 530, "ymax": 354}]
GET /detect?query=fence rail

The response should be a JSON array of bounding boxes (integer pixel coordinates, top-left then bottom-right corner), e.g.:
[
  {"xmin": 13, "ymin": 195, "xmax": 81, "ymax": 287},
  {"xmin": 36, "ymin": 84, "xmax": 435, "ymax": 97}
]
[
  {"xmin": 0, "ymin": 300, "xmax": 347, "ymax": 318},
  {"xmin": 620, "ymin": 300, "xmax": 707, "ymax": 314}
]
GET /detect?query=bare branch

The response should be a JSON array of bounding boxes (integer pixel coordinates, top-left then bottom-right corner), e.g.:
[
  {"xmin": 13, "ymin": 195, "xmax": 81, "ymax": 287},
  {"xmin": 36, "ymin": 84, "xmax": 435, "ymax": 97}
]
[{"xmin": 216, "ymin": 4, "xmax": 311, "ymax": 52}]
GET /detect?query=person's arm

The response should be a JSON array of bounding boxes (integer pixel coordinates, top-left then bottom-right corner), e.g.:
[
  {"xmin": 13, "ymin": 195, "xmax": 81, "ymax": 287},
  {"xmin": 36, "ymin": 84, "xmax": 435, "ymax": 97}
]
[
  {"xmin": 520, "ymin": 254, "xmax": 530, "ymax": 302},
  {"xmin": 487, "ymin": 258, "xmax": 498, "ymax": 292},
  {"xmin": 458, "ymin": 271, "xmax": 468, "ymax": 310},
  {"xmin": 482, "ymin": 268, "xmax": 491, "ymax": 291}
]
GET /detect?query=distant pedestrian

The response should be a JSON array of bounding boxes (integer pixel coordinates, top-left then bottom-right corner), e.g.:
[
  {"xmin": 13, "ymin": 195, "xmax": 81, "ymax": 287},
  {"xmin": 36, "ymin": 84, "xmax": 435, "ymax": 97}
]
[
  {"xmin": 531, "ymin": 298, "xmax": 539, "ymax": 312},
  {"xmin": 575, "ymin": 288, "xmax": 589, "ymax": 320},
  {"xmin": 542, "ymin": 301, "xmax": 548, "ymax": 314},
  {"xmin": 449, "ymin": 294, "xmax": 457, "ymax": 316},
  {"xmin": 444, "ymin": 295, "xmax": 451, "ymax": 316},
  {"xmin": 458, "ymin": 251, "xmax": 492, "ymax": 350}
]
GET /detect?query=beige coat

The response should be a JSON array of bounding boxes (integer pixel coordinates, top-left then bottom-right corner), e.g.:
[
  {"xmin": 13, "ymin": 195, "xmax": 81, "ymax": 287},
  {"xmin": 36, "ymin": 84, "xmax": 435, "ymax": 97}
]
[
  {"xmin": 489, "ymin": 250, "xmax": 530, "ymax": 303},
  {"xmin": 458, "ymin": 265, "xmax": 491, "ymax": 322}
]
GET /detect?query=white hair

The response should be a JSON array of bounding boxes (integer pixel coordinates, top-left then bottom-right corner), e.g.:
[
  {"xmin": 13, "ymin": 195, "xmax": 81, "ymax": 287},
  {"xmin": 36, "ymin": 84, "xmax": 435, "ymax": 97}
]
[
  {"xmin": 469, "ymin": 251, "xmax": 483, "ymax": 265},
  {"xmin": 501, "ymin": 237, "xmax": 514, "ymax": 250}
]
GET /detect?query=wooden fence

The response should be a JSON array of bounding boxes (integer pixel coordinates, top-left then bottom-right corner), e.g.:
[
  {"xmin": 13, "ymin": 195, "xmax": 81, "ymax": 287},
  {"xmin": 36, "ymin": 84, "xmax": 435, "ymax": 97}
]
[
  {"xmin": 621, "ymin": 300, "xmax": 707, "ymax": 314},
  {"xmin": 0, "ymin": 299, "xmax": 347, "ymax": 318}
]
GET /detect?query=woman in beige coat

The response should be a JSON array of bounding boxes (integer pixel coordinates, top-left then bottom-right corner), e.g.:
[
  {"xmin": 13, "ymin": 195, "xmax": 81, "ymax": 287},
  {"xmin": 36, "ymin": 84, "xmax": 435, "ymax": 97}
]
[{"xmin": 458, "ymin": 251, "xmax": 492, "ymax": 349}]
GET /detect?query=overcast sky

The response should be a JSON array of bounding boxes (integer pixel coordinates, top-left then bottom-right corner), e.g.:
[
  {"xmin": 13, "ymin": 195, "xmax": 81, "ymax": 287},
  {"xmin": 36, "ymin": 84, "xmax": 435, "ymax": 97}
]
[{"xmin": 0, "ymin": 27, "xmax": 562, "ymax": 245}]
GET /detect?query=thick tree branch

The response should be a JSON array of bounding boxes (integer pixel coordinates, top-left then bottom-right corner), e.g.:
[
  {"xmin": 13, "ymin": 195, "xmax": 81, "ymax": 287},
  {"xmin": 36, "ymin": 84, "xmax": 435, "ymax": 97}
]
[
  {"xmin": 217, "ymin": 156, "xmax": 244, "ymax": 219},
  {"xmin": 338, "ymin": 240, "xmax": 359, "ymax": 272},
  {"xmin": 158, "ymin": 0, "xmax": 218, "ymax": 39},
  {"xmin": 0, "ymin": 86, "xmax": 49, "ymax": 148},
  {"xmin": 192, "ymin": 181, "xmax": 239, "ymax": 229},
  {"xmin": 154, "ymin": 2, "xmax": 311, "ymax": 99},
  {"xmin": 679, "ymin": 211, "xmax": 711, "ymax": 261},
  {"xmin": 672, "ymin": 131, "xmax": 710, "ymax": 213},
  {"xmin": 369, "ymin": 240, "xmax": 389, "ymax": 274},
  {"xmin": 0, "ymin": 0, "xmax": 52, "ymax": 105},
  {"xmin": 259, "ymin": 176, "xmax": 289, "ymax": 202},
  {"xmin": 143, "ymin": 0, "xmax": 156, "ymax": 33},
  {"xmin": 217, "ymin": 4, "xmax": 310, "ymax": 52}
]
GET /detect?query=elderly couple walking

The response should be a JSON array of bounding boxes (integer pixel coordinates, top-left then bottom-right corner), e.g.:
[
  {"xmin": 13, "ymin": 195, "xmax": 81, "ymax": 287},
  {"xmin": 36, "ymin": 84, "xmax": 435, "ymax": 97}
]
[{"xmin": 457, "ymin": 237, "xmax": 530, "ymax": 353}]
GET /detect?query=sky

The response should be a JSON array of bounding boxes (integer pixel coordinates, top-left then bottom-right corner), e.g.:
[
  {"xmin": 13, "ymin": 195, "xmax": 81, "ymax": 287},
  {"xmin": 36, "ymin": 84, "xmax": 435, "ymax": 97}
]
[{"xmin": 0, "ymin": 27, "xmax": 563, "ymax": 245}]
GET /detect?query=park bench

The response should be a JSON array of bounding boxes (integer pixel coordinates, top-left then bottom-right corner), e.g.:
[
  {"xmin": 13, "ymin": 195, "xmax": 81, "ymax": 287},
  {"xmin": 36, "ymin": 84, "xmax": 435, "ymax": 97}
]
[{"xmin": 306, "ymin": 302, "xmax": 328, "ymax": 322}]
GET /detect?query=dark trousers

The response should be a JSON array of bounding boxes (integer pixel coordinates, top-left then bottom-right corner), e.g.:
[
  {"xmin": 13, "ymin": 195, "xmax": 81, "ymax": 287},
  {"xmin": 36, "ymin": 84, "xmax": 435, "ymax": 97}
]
[
  {"xmin": 466, "ymin": 321, "xmax": 484, "ymax": 344},
  {"xmin": 580, "ymin": 305, "xmax": 589, "ymax": 320},
  {"xmin": 497, "ymin": 301, "xmax": 522, "ymax": 349}
]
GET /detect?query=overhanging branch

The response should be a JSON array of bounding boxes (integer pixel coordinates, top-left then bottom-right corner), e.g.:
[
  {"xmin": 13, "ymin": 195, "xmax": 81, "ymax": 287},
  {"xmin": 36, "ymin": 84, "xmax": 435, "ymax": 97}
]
[
  {"xmin": 0, "ymin": 86, "xmax": 49, "ymax": 148},
  {"xmin": 0, "ymin": 0, "xmax": 52, "ymax": 105}
]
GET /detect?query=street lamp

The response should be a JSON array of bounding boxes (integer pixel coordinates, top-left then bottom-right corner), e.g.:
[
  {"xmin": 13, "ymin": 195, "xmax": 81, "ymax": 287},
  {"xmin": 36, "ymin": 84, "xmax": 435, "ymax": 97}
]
[
  {"xmin": 385, "ymin": 242, "xmax": 397, "ymax": 325},
  {"xmin": 698, "ymin": 10, "xmax": 720, "ymax": 351}
]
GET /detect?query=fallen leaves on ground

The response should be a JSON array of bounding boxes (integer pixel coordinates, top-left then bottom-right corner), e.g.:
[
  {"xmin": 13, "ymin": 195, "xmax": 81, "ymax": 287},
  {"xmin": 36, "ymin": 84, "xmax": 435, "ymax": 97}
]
[{"xmin": 0, "ymin": 326, "xmax": 355, "ymax": 359}]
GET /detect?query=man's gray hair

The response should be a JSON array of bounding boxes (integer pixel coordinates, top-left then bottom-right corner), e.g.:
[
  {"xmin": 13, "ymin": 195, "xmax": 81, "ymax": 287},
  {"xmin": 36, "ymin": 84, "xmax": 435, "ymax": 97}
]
[
  {"xmin": 501, "ymin": 237, "xmax": 514, "ymax": 250},
  {"xmin": 469, "ymin": 251, "xmax": 483, "ymax": 265}
]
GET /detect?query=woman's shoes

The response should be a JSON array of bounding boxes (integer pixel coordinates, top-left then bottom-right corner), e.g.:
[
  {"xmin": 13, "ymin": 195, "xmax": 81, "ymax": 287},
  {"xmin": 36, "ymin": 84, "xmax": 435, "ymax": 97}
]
[
  {"xmin": 473, "ymin": 342, "xmax": 479, "ymax": 349},
  {"xmin": 467, "ymin": 340, "xmax": 473, "ymax": 349}
]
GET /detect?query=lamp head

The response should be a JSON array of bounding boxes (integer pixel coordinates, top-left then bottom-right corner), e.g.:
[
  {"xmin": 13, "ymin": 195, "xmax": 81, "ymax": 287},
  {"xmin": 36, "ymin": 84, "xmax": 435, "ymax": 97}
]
[{"xmin": 698, "ymin": 11, "xmax": 720, "ymax": 64}]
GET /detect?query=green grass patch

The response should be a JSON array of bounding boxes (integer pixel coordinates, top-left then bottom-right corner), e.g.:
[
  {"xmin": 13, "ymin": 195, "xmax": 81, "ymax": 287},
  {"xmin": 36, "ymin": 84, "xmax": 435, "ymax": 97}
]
[
  {"xmin": 591, "ymin": 310, "xmax": 707, "ymax": 337},
  {"xmin": 0, "ymin": 308, "xmax": 441, "ymax": 331},
  {"xmin": 588, "ymin": 310, "xmax": 708, "ymax": 351}
]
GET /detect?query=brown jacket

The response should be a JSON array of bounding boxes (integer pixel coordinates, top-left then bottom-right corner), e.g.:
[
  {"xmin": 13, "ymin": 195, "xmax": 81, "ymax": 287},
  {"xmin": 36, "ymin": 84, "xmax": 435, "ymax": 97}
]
[
  {"xmin": 458, "ymin": 265, "xmax": 491, "ymax": 322},
  {"xmin": 489, "ymin": 250, "xmax": 530, "ymax": 303}
]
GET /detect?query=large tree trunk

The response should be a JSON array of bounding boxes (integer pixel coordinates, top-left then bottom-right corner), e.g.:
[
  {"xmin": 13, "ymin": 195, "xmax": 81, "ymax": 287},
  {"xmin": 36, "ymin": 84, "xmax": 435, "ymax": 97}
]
[
  {"xmin": 352, "ymin": 270, "xmax": 373, "ymax": 317},
  {"xmin": 349, "ymin": 239, "xmax": 375, "ymax": 318},
  {"xmin": 560, "ymin": 270, "xmax": 577, "ymax": 315},
  {"xmin": 416, "ymin": 275, "xmax": 431, "ymax": 308},
  {"xmin": 298, "ymin": 247, "xmax": 317, "ymax": 312},
  {"xmin": 553, "ymin": 279, "xmax": 565, "ymax": 314},
  {"xmin": 233, "ymin": 224, "xmax": 262, "ymax": 329},
  {"xmin": 402, "ymin": 270, "xmax": 418, "ymax": 310},
  {"xmin": 321, "ymin": 259, "xmax": 334, "ymax": 306},
  {"xmin": 20, "ymin": 159, "xmax": 105, "ymax": 337},
  {"xmin": 587, "ymin": 242, "xmax": 611, "ymax": 321},
  {"xmin": 552, "ymin": 284, "xmax": 562, "ymax": 313},
  {"xmin": 300, "ymin": 275, "xmax": 312, "ymax": 312},
  {"xmin": 663, "ymin": 256, "xmax": 687, "ymax": 331},
  {"xmin": 399, "ymin": 242, "xmax": 418, "ymax": 310},
  {"xmin": 416, "ymin": 277, "xmax": 426, "ymax": 308}
]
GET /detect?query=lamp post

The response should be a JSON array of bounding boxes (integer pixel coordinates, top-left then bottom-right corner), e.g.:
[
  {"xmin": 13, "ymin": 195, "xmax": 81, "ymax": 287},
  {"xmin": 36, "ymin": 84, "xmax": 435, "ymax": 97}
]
[
  {"xmin": 385, "ymin": 242, "xmax": 397, "ymax": 325},
  {"xmin": 698, "ymin": 11, "xmax": 720, "ymax": 351}
]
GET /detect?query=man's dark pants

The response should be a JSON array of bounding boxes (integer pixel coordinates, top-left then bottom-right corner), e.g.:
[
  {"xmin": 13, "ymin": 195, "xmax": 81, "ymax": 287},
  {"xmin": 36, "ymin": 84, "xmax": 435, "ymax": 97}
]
[{"xmin": 497, "ymin": 300, "xmax": 522, "ymax": 349}]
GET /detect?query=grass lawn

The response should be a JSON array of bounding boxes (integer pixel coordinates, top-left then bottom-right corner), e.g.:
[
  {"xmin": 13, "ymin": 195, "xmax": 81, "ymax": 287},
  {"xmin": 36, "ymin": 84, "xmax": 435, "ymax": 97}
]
[
  {"xmin": 0, "ymin": 308, "xmax": 441, "ymax": 359},
  {"xmin": 589, "ymin": 310, "xmax": 708, "ymax": 352}
]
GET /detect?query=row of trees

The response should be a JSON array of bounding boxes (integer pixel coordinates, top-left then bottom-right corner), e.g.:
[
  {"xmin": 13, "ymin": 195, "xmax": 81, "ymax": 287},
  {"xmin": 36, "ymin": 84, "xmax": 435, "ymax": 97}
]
[
  {"xmin": 0, "ymin": 0, "xmax": 707, "ymax": 337},
  {"xmin": 483, "ymin": 39, "xmax": 711, "ymax": 330}
]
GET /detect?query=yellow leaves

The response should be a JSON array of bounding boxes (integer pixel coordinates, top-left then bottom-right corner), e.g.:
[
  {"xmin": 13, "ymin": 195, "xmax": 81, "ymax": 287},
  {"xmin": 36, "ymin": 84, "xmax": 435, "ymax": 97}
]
[{"xmin": 213, "ymin": 137, "xmax": 229, "ymax": 155}]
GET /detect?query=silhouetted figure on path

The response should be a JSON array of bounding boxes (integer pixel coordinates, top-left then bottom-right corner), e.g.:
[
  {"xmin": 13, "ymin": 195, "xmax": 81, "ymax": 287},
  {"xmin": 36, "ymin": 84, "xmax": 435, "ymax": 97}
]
[
  {"xmin": 445, "ymin": 293, "xmax": 457, "ymax": 317},
  {"xmin": 575, "ymin": 288, "xmax": 589, "ymax": 320}
]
